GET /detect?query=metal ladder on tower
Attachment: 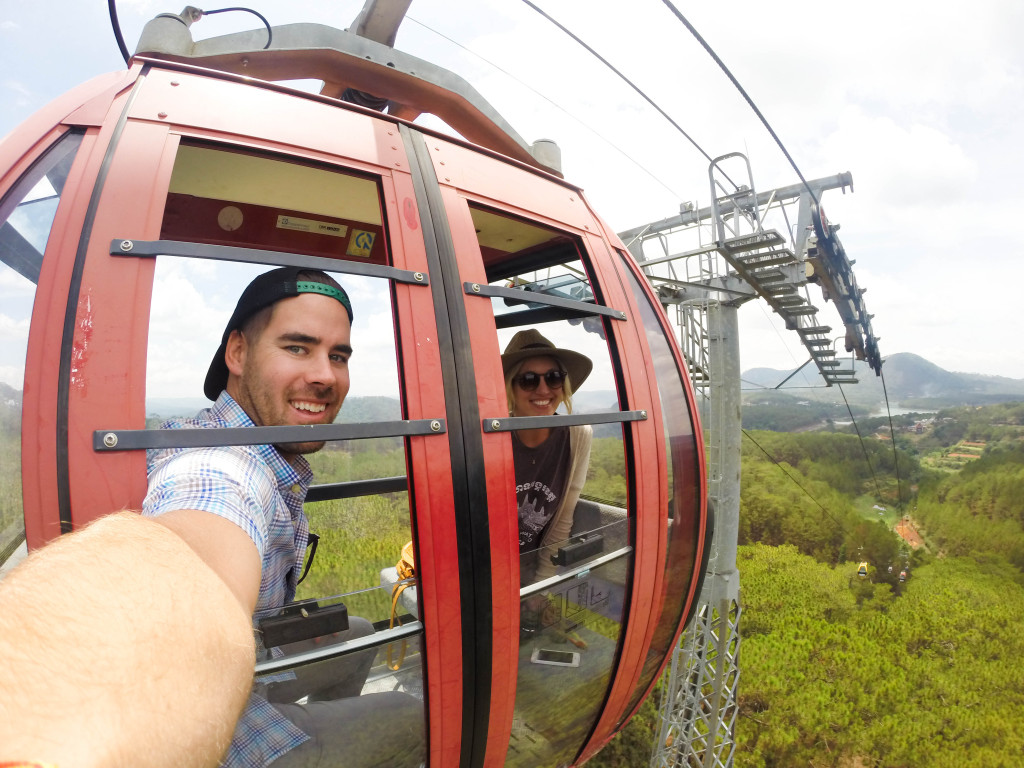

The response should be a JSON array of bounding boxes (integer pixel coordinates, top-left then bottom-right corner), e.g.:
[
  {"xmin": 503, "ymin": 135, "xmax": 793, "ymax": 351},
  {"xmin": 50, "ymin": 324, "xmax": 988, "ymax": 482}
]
[{"xmin": 621, "ymin": 153, "xmax": 872, "ymax": 768}]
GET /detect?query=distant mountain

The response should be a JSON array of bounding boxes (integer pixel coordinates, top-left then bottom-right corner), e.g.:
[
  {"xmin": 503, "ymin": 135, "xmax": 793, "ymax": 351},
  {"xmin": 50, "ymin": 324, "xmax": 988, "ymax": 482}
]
[
  {"xmin": 0, "ymin": 381, "xmax": 20, "ymax": 405},
  {"xmin": 0, "ymin": 381, "xmax": 20, "ymax": 432},
  {"xmin": 875, "ymin": 353, "xmax": 975, "ymax": 400},
  {"xmin": 743, "ymin": 353, "xmax": 1024, "ymax": 410},
  {"xmin": 336, "ymin": 396, "xmax": 402, "ymax": 423},
  {"xmin": 145, "ymin": 395, "xmax": 404, "ymax": 423},
  {"xmin": 146, "ymin": 397, "xmax": 210, "ymax": 418},
  {"xmin": 572, "ymin": 390, "xmax": 619, "ymax": 413},
  {"xmin": 956, "ymin": 371, "xmax": 1024, "ymax": 397}
]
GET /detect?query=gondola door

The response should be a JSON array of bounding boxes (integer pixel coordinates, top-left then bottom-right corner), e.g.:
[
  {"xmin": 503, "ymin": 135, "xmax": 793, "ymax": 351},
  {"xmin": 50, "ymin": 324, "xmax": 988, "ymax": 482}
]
[{"xmin": 408, "ymin": 129, "xmax": 678, "ymax": 767}]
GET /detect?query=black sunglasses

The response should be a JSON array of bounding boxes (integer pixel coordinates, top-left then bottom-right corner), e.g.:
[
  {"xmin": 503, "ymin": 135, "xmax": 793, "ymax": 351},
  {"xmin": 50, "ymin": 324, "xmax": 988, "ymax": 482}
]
[{"xmin": 513, "ymin": 369, "xmax": 567, "ymax": 391}]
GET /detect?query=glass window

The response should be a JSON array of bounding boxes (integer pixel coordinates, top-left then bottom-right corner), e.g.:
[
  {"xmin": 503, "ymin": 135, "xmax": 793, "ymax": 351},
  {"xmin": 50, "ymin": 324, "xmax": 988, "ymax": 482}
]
[
  {"xmin": 620, "ymin": 253, "xmax": 703, "ymax": 716},
  {"xmin": 146, "ymin": 142, "xmax": 424, "ymax": 763},
  {"xmin": 475, "ymin": 205, "xmax": 630, "ymax": 582},
  {"xmin": 162, "ymin": 144, "xmax": 388, "ymax": 265},
  {"xmin": 467, "ymin": 203, "xmax": 632, "ymax": 767},
  {"xmin": 510, "ymin": 558, "xmax": 627, "ymax": 766},
  {"xmin": 0, "ymin": 132, "xmax": 83, "ymax": 576}
]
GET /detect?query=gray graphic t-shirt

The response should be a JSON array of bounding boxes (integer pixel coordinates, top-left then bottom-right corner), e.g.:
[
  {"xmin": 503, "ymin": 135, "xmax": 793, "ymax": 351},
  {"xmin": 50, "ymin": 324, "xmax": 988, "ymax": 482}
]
[{"xmin": 513, "ymin": 426, "xmax": 571, "ymax": 561}]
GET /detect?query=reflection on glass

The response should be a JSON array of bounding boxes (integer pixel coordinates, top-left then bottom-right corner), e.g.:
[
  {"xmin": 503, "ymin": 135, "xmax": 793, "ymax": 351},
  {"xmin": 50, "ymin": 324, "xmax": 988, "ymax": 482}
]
[
  {"xmin": 621, "ymin": 256, "xmax": 702, "ymax": 716},
  {"xmin": 467, "ymin": 203, "xmax": 635, "ymax": 765},
  {"xmin": 510, "ymin": 556, "xmax": 628, "ymax": 768},
  {"xmin": 0, "ymin": 132, "xmax": 83, "ymax": 573},
  {"xmin": 253, "ymin": 632, "xmax": 426, "ymax": 767}
]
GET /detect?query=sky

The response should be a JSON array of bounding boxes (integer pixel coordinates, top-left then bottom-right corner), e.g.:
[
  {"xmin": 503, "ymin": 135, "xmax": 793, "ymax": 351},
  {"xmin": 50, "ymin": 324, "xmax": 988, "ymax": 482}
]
[{"xmin": 2, "ymin": 0, "xmax": 1023, "ymax": 397}]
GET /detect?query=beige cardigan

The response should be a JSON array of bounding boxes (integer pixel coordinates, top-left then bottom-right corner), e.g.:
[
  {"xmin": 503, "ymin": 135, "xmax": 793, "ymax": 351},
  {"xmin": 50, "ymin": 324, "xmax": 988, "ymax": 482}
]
[{"xmin": 533, "ymin": 424, "xmax": 593, "ymax": 582}]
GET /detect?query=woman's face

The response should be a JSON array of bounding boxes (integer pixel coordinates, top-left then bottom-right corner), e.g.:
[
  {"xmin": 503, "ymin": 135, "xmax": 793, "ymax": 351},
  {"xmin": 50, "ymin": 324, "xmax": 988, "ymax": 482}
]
[{"xmin": 511, "ymin": 355, "xmax": 563, "ymax": 417}]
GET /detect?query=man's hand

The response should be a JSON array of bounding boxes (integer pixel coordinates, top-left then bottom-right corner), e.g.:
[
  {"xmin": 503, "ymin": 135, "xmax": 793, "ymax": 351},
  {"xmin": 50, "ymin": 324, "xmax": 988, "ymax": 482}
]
[{"xmin": 0, "ymin": 512, "xmax": 255, "ymax": 768}]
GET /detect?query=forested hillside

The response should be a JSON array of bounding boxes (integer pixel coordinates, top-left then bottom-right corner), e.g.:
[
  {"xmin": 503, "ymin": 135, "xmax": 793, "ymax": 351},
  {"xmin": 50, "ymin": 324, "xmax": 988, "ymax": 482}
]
[
  {"xmin": 593, "ymin": 423, "xmax": 1024, "ymax": 768},
  {"xmin": 914, "ymin": 402, "xmax": 1024, "ymax": 453},
  {"xmin": 735, "ymin": 546, "xmax": 1024, "ymax": 767},
  {"xmin": 738, "ymin": 431, "xmax": 919, "ymax": 576},
  {"xmin": 915, "ymin": 443, "xmax": 1024, "ymax": 573}
]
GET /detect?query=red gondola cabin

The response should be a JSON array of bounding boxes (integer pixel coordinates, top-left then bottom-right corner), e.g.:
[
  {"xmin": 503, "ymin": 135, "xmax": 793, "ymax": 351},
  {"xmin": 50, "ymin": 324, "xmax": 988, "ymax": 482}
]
[{"xmin": 0, "ymin": 11, "xmax": 708, "ymax": 766}]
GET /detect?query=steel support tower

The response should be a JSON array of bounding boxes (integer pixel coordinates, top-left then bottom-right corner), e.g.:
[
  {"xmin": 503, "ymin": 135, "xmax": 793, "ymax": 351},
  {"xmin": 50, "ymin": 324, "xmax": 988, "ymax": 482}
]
[{"xmin": 620, "ymin": 154, "xmax": 876, "ymax": 767}]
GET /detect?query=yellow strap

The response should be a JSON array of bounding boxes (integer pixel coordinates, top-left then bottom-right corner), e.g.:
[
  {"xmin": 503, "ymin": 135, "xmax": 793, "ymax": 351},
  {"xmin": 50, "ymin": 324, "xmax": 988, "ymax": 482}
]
[{"xmin": 387, "ymin": 581, "xmax": 412, "ymax": 670}]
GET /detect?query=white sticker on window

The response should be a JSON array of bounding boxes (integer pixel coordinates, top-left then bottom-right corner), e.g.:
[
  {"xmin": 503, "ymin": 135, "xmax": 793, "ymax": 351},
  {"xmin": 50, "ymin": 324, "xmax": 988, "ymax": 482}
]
[{"xmin": 276, "ymin": 215, "xmax": 349, "ymax": 238}]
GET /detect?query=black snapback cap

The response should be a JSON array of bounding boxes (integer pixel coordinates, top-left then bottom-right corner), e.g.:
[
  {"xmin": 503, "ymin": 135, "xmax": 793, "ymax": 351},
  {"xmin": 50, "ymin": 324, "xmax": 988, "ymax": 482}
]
[{"xmin": 203, "ymin": 267, "xmax": 353, "ymax": 401}]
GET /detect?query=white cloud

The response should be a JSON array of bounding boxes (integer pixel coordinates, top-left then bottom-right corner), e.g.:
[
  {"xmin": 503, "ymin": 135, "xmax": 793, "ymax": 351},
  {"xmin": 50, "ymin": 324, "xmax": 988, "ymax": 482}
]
[
  {"xmin": 0, "ymin": 364, "xmax": 24, "ymax": 387},
  {"xmin": 4, "ymin": 0, "xmax": 1024, "ymax": 389},
  {"xmin": 819, "ymin": 109, "xmax": 977, "ymax": 207}
]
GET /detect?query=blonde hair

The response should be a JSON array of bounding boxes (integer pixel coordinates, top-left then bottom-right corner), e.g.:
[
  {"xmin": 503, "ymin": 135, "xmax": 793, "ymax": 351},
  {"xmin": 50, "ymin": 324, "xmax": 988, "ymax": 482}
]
[{"xmin": 504, "ymin": 356, "xmax": 575, "ymax": 415}]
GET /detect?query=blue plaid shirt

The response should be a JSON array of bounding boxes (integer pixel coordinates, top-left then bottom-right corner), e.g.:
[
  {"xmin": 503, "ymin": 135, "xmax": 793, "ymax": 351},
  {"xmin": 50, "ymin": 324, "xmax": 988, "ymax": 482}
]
[{"xmin": 144, "ymin": 392, "xmax": 312, "ymax": 766}]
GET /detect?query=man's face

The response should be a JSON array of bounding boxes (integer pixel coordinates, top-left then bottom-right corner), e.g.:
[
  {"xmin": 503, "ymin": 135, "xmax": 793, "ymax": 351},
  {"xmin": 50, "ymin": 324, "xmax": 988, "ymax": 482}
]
[{"xmin": 225, "ymin": 293, "xmax": 352, "ymax": 461}]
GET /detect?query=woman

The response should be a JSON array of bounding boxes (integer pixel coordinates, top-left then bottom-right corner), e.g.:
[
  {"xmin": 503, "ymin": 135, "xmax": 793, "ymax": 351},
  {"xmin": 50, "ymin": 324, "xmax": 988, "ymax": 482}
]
[{"xmin": 501, "ymin": 329, "xmax": 593, "ymax": 585}]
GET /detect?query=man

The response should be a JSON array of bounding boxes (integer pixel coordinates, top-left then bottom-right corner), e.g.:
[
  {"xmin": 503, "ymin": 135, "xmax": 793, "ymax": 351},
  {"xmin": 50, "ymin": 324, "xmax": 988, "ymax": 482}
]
[
  {"xmin": 145, "ymin": 267, "xmax": 421, "ymax": 768},
  {"xmin": 147, "ymin": 267, "xmax": 354, "ymax": 623},
  {"xmin": 0, "ymin": 267, "xmax": 421, "ymax": 767}
]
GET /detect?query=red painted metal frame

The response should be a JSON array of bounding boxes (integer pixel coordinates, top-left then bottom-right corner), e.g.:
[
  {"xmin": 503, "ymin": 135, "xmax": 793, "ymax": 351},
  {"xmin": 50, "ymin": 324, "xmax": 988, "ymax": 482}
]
[
  {"xmin": 22, "ymin": 89, "xmax": 145, "ymax": 544},
  {"xmin": 385, "ymin": 168, "xmax": 466, "ymax": 766},
  {"xmin": 3, "ymin": 67, "xmax": 138, "ymax": 547},
  {"xmin": 420, "ymin": 134, "xmax": 705, "ymax": 764},
  {"xmin": 16, "ymin": 125, "xmax": 100, "ymax": 547},
  {"xmin": 595, "ymin": 225, "xmax": 709, "ymax": 739},
  {"xmin": 433, "ymin": 182, "xmax": 521, "ymax": 768}
]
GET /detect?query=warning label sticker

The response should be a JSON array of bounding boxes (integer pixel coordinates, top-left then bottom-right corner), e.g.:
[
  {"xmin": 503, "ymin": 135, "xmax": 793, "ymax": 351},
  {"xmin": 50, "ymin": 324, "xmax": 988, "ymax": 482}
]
[{"xmin": 276, "ymin": 215, "xmax": 349, "ymax": 238}]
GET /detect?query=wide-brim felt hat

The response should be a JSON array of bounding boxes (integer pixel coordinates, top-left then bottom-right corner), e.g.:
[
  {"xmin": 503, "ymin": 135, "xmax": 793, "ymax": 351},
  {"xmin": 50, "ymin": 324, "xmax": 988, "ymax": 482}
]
[
  {"xmin": 501, "ymin": 329, "xmax": 593, "ymax": 391},
  {"xmin": 203, "ymin": 266, "xmax": 353, "ymax": 400}
]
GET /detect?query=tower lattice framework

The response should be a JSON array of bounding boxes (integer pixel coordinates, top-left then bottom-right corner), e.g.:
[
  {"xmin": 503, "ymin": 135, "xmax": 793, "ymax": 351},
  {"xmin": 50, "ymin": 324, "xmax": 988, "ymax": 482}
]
[{"xmin": 620, "ymin": 154, "xmax": 864, "ymax": 767}]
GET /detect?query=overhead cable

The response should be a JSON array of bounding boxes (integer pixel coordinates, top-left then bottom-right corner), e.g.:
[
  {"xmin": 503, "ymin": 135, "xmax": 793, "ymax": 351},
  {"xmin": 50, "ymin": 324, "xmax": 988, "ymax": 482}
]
[
  {"xmin": 836, "ymin": 382, "xmax": 883, "ymax": 500},
  {"xmin": 880, "ymin": 368, "xmax": 905, "ymax": 511},
  {"xmin": 518, "ymin": 0, "xmax": 715, "ymax": 166},
  {"xmin": 405, "ymin": 15, "xmax": 685, "ymax": 200},
  {"xmin": 202, "ymin": 6, "xmax": 273, "ymax": 49},
  {"xmin": 659, "ymin": 0, "xmax": 820, "ymax": 208},
  {"xmin": 742, "ymin": 429, "xmax": 848, "ymax": 536},
  {"xmin": 108, "ymin": 0, "xmax": 130, "ymax": 64}
]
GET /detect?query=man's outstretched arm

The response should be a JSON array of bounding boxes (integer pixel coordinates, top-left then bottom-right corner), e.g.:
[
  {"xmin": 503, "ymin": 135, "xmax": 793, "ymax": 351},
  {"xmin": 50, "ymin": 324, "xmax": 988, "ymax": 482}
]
[{"xmin": 0, "ymin": 511, "xmax": 256, "ymax": 768}]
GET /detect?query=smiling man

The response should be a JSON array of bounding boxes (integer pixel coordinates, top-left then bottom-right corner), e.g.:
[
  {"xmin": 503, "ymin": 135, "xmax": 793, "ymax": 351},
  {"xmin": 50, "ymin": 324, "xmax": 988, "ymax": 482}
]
[
  {"xmin": 142, "ymin": 268, "xmax": 420, "ymax": 767},
  {"xmin": 145, "ymin": 268, "xmax": 353, "ymax": 622}
]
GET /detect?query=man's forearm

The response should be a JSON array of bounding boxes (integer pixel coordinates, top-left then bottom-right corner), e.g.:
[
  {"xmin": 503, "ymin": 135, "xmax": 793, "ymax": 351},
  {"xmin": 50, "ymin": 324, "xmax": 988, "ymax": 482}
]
[{"xmin": 0, "ymin": 512, "xmax": 255, "ymax": 768}]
